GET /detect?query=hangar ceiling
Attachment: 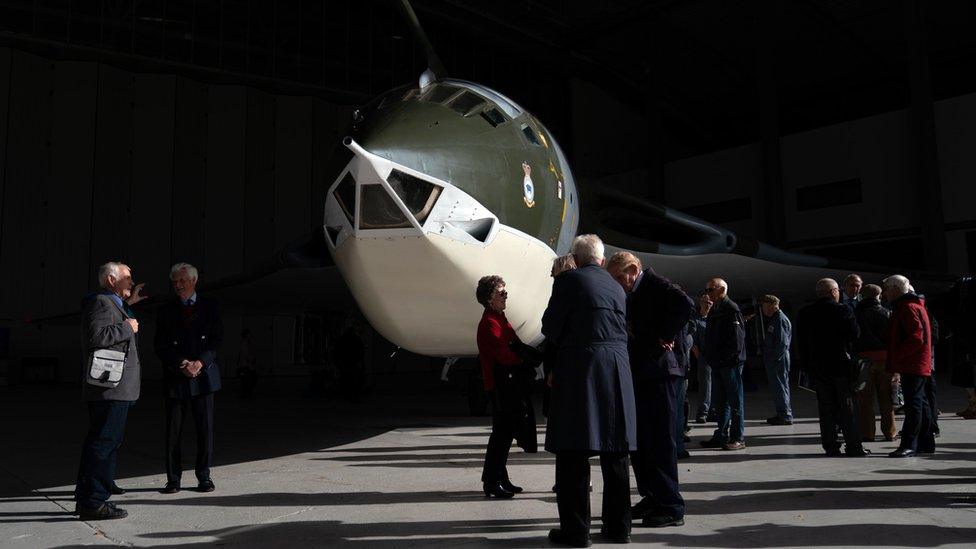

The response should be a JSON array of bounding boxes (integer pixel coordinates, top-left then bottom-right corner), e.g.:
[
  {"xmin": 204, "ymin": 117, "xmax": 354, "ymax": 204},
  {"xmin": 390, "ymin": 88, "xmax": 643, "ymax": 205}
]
[{"xmin": 0, "ymin": 0, "xmax": 974, "ymax": 161}]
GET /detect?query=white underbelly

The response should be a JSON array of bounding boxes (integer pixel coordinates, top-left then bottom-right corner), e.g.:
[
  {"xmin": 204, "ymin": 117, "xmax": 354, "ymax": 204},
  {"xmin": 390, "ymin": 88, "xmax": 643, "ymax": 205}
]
[{"xmin": 334, "ymin": 226, "xmax": 556, "ymax": 356}]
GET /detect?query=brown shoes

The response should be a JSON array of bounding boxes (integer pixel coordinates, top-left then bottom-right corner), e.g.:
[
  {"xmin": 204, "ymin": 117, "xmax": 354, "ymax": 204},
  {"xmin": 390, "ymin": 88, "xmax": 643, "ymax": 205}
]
[{"xmin": 723, "ymin": 441, "xmax": 746, "ymax": 451}]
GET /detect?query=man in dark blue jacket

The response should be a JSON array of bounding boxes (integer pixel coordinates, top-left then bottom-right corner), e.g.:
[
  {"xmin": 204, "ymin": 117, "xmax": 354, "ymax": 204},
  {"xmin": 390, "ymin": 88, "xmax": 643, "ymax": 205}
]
[
  {"xmin": 607, "ymin": 252, "xmax": 694, "ymax": 528},
  {"xmin": 797, "ymin": 278, "xmax": 868, "ymax": 457},
  {"xmin": 154, "ymin": 263, "xmax": 223, "ymax": 493},
  {"xmin": 699, "ymin": 278, "xmax": 748, "ymax": 450},
  {"xmin": 543, "ymin": 235, "xmax": 637, "ymax": 547}
]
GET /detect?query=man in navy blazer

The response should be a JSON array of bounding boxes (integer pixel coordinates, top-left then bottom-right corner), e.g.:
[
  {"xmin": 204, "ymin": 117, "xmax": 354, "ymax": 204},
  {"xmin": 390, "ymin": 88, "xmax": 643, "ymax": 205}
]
[
  {"xmin": 154, "ymin": 262, "xmax": 223, "ymax": 493},
  {"xmin": 608, "ymin": 251, "xmax": 694, "ymax": 528}
]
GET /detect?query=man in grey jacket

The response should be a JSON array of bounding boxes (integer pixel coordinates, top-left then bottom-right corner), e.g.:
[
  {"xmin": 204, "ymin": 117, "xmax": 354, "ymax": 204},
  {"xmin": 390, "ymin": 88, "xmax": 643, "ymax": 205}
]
[{"xmin": 74, "ymin": 262, "xmax": 142, "ymax": 521}]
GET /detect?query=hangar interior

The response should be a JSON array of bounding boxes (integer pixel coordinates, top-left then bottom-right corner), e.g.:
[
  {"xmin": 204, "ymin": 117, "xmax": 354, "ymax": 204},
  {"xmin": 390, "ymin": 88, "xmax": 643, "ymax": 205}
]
[{"xmin": 0, "ymin": 0, "xmax": 975, "ymax": 384}]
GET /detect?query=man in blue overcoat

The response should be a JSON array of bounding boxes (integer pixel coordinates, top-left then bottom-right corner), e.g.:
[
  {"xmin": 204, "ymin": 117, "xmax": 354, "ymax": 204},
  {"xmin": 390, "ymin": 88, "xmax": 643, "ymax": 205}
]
[{"xmin": 543, "ymin": 235, "xmax": 638, "ymax": 547}]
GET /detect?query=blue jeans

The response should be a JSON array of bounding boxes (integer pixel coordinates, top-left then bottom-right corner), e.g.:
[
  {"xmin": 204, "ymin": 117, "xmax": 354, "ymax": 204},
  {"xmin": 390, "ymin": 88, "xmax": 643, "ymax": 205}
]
[
  {"xmin": 711, "ymin": 364, "xmax": 745, "ymax": 443},
  {"xmin": 675, "ymin": 377, "xmax": 688, "ymax": 454},
  {"xmin": 764, "ymin": 356, "xmax": 792, "ymax": 420},
  {"xmin": 75, "ymin": 401, "xmax": 132, "ymax": 508},
  {"xmin": 696, "ymin": 360, "xmax": 712, "ymax": 418},
  {"xmin": 900, "ymin": 374, "xmax": 935, "ymax": 452}
]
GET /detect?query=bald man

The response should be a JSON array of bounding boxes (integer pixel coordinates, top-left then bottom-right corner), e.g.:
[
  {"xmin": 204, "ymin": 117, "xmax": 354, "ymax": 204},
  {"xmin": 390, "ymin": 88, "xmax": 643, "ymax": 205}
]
[
  {"xmin": 797, "ymin": 278, "xmax": 867, "ymax": 457},
  {"xmin": 698, "ymin": 278, "xmax": 747, "ymax": 450}
]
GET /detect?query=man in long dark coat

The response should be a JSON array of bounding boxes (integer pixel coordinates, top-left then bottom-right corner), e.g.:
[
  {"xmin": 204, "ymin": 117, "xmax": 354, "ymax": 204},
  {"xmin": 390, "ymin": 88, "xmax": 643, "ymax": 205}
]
[
  {"xmin": 154, "ymin": 263, "xmax": 224, "ymax": 493},
  {"xmin": 607, "ymin": 251, "xmax": 694, "ymax": 528},
  {"xmin": 543, "ymin": 235, "xmax": 638, "ymax": 547}
]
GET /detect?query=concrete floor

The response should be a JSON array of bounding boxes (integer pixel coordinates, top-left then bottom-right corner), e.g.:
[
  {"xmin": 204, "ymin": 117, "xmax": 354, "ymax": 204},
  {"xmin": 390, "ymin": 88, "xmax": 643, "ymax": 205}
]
[{"xmin": 1, "ymin": 374, "xmax": 974, "ymax": 548}]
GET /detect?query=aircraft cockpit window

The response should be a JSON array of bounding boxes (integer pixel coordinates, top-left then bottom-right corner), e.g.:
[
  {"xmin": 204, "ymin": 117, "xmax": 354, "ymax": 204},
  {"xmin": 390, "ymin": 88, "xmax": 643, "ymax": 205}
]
[
  {"xmin": 423, "ymin": 84, "xmax": 461, "ymax": 104},
  {"xmin": 521, "ymin": 124, "xmax": 541, "ymax": 146},
  {"xmin": 480, "ymin": 107, "xmax": 507, "ymax": 127},
  {"xmin": 333, "ymin": 172, "xmax": 357, "ymax": 224},
  {"xmin": 359, "ymin": 185, "xmax": 412, "ymax": 229},
  {"xmin": 386, "ymin": 170, "xmax": 442, "ymax": 224},
  {"xmin": 448, "ymin": 92, "xmax": 484, "ymax": 116}
]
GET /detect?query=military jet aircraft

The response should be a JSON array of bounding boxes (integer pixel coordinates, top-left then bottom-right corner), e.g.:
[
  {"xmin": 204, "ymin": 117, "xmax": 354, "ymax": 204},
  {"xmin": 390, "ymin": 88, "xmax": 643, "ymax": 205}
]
[{"xmin": 318, "ymin": 0, "xmax": 951, "ymax": 358}]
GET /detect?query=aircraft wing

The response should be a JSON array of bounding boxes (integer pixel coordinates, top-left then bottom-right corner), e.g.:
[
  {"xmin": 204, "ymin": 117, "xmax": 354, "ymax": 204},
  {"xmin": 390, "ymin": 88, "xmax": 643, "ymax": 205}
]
[{"xmin": 582, "ymin": 185, "xmax": 955, "ymax": 300}]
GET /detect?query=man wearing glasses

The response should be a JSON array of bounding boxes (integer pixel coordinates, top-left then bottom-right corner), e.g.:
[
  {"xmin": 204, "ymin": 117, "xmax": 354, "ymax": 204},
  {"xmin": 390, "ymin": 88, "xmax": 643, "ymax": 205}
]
[{"xmin": 698, "ymin": 278, "xmax": 748, "ymax": 451}]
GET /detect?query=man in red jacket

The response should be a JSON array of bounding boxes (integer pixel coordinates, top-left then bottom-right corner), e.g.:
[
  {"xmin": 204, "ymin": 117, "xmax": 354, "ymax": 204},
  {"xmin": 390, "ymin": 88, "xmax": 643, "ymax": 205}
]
[{"xmin": 884, "ymin": 274, "xmax": 935, "ymax": 458}]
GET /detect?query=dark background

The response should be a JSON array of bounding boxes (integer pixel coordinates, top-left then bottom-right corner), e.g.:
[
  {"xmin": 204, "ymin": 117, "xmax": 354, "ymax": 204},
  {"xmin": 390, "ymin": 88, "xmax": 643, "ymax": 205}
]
[{"xmin": 0, "ymin": 0, "xmax": 974, "ymax": 383}]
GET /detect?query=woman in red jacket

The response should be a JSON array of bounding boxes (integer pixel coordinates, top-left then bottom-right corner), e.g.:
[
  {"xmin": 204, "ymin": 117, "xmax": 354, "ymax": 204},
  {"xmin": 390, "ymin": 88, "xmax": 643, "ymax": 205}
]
[
  {"xmin": 884, "ymin": 275, "xmax": 935, "ymax": 457},
  {"xmin": 476, "ymin": 275, "xmax": 536, "ymax": 498}
]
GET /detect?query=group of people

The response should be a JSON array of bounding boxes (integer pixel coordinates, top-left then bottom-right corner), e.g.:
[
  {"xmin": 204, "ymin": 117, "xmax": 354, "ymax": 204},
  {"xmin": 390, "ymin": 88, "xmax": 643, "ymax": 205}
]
[
  {"xmin": 476, "ymin": 235, "xmax": 704, "ymax": 546},
  {"xmin": 74, "ymin": 262, "xmax": 223, "ymax": 520},
  {"xmin": 797, "ymin": 274, "xmax": 937, "ymax": 458},
  {"xmin": 474, "ymin": 234, "xmax": 943, "ymax": 547}
]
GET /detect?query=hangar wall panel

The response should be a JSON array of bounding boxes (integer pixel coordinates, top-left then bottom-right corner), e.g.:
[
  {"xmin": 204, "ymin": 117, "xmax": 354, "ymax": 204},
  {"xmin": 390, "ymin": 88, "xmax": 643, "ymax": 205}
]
[
  {"xmin": 171, "ymin": 77, "xmax": 208, "ymax": 268},
  {"xmin": 274, "ymin": 96, "xmax": 312, "ymax": 249},
  {"xmin": 0, "ymin": 48, "xmax": 10, "ymax": 277},
  {"xmin": 781, "ymin": 109, "xmax": 918, "ymax": 243},
  {"xmin": 311, "ymin": 100, "xmax": 340, "ymax": 229},
  {"xmin": 243, "ymin": 89, "xmax": 275, "ymax": 270},
  {"xmin": 43, "ymin": 61, "xmax": 97, "ymax": 318},
  {"xmin": 89, "ymin": 64, "xmax": 134, "ymax": 287},
  {"xmin": 1, "ymin": 51, "xmax": 53, "ymax": 321},
  {"xmin": 935, "ymin": 92, "xmax": 976, "ymax": 225},
  {"xmin": 131, "ymin": 74, "xmax": 176, "ymax": 294},
  {"xmin": 205, "ymin": 85, "xmax": 246, "ymax": 281}
]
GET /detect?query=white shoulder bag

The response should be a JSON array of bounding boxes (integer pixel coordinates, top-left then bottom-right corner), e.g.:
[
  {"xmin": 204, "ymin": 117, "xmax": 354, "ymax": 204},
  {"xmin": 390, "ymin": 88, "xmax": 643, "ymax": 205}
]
[{"xmin": 87, "ymin": 344, "xmax": 128, "ymax": 388}]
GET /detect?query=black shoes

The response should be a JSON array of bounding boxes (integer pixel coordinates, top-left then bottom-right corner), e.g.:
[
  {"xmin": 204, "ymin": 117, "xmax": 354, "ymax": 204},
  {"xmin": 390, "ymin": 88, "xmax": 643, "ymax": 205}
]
[
  {"xmin": 845, "ymin": 447, "xmax": 871, "ymax": 457},
  {"xmin": 889, "ymin": 448, "xmax": 916, "ymax": 458},
  {"xmin": 598, "ymin": 528, "xmax": 631, "ymax": 544},
  {"xmin": 631, "ymin": 497, "xmax": 660, "ymax": 519},
  {"xmin": 699, "ymin": 439, "xmax": 725, "ymax": 449},
  {"xmin": 766, "ymin": 416, "xmax": 793, "ymax": 426},
  {"xmin": 483, "ymin": 482, "xmax": 515, "ymax": 499},
  {"xmin": 641, "ymin": 514, "xmax": 684, "ymax": 528},
  {"xmin": 695, "ymin": 415, "xmax": 707, "ymax": 424},
  {"xmin": 108, "ymin": 484, "xmax": 125, "ymax": 495},
  {"xmin": 548, "ymin": 528, "xmax": 591, "ymax": 547},
  {"xmin": 160, "ymin": 482, "xmax": 180, "ymax": 494},
  {"xmin": 824, "ymin": 448, "xmax": 842, "ymax": 457},
  {"xmin": 198, "ymin": 479, "xmax": 216, "ymax": 492},
  {"xmin": 499, "ymin": 479, "xmax": 523, "ymax": 494},
  {"xmin": 76, "ymin": 502, "xmax": 128, "ymax": 520}
]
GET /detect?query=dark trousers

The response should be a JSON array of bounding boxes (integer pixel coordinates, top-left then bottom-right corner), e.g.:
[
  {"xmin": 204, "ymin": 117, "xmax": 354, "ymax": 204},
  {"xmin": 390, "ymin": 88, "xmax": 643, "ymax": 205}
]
[
  {"xmin": 814, "ymin": 375, "xmax": 860, "ymax": 452},
  {"xmin": 75, "ymin": 401, "xmax": 131, "ymax": 508},
  {"xmin": 674, "ymin": 377, "xmax": 688, "ymax": 455},
  {"xmin": 481, "ymin": 408, "xmax": 516, "ymax": 484},
  {"xmin": 555, "ymin": 452, "xmax": 631, "ymax": 538},
  {"xmin": 924, "ymin": 374, "xmax": 939, "ymax": 433},
  {"xmin": 696, "ymin": 360, "xmax": 712, "ymax": 418},
  {"xmin": 900, "ymin": 374, "xmax": 936, "ymax": 452},
  {"xmin": 631, "ymin": 375, "xmax": 685, "ymax": 520},
  {"xmin": 165, "ymin": 393, "xmax": 214, "ymax": 484},
  {"xmin": 711, "ymin": 364, "xmax": 745, "ymax": 443}
]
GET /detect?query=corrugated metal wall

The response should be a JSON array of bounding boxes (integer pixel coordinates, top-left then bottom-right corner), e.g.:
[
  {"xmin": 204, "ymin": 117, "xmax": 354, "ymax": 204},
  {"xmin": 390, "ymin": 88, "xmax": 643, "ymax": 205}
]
[{"xmin": 0, "ymin": 47, "xmax": 355, "ymax": 382}]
